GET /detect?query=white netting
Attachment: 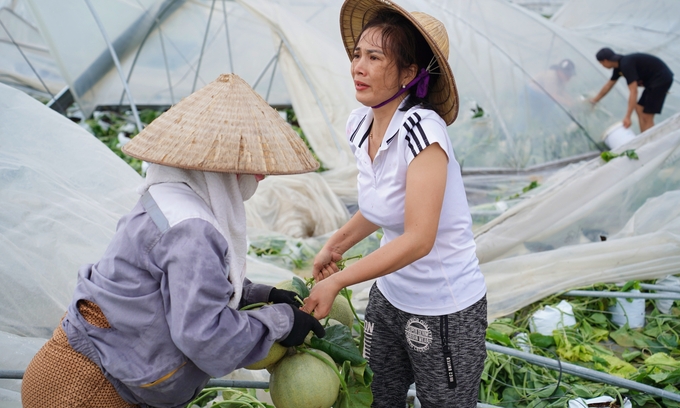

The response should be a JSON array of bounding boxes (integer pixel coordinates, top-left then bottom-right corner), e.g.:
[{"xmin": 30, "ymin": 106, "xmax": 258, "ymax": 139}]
[{"xmin": 479, "ymin": 113, "xmax": 680, "ymax": 318}]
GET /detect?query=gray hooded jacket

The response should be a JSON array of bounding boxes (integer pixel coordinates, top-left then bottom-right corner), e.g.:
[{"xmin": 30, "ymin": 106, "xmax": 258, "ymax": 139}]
[{"xmin": 62, "ymin": 182, "xmax": 294, "ymax": 408}]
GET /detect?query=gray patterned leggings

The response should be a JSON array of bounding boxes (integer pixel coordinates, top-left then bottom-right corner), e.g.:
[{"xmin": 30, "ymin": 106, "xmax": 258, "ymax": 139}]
[{"xmin": 363, "ymin": 284, "xmax": 487, "ymax": 408}]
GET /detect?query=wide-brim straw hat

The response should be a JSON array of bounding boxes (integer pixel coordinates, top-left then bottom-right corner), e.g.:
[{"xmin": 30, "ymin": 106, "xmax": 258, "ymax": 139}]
[
  {"xmin": 340, "ymin": 0, "xmax": 459, "ymax": 125},
  {"xmin": 122, "ymin": 74, "xmax": 319, "ymax": 175}
]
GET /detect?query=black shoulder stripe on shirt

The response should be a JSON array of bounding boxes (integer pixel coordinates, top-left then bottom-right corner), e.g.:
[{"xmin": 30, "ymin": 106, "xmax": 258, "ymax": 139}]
[
  {"xmin": 405, "ymin": 134, "xmax": 418, "ymax": 157},
  {"xmin": 403, "ymin": 111, "xmax": 433, "ymax": 157},
  {"xmin": 415, "ymin": 122, "xmax": 430, "ymax": 147},
  {"xmin": 405, "ymin": 117, "xmax": 424, "ymax": 153},
  {"xmin": 350, "ymin": 115, "xmax": 366, "ymax": 143}
]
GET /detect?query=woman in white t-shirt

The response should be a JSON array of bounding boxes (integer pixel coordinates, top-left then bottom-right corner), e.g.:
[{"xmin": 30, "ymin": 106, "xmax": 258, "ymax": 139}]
[{"xmin": 302, "ymin": 1, "xmax": 488, "ymax": 407}]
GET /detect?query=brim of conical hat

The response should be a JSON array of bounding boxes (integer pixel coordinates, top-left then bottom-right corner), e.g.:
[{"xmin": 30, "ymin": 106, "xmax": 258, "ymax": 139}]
[
  {"xmin": 122, "ymin": 74, "xmax": 319, "ymax": 175},
  {"xmin": 340, "ymin": 0, "xmax": 459, "ymax": 125}
]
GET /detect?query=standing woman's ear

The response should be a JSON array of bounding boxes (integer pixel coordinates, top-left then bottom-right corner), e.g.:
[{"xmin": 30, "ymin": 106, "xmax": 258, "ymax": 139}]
[{"xmin": 402, "ymin": 63, "xmax": 418, "ymax": 87}]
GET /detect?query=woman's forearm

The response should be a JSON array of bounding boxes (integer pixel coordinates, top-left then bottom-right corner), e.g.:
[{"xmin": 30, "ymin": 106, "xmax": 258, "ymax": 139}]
[
  {"xmin": 324, "ymin": 210, "xmax": 379, "ymax": 255},
  {"xmin": 331, "ymin": 230, "xmax": 430, "ymax": 288}
]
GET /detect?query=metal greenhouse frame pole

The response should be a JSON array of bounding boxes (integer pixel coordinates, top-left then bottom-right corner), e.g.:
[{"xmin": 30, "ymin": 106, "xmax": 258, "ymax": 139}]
[
  {"xmin": 563, "ymin": 290, "xmax": 680, "ymax": 300},
  {"xmin": 222, "ymin": 0, "xmax": 234, "ymax": 74},
  {"xmin": 271, "ymin": 28, "xmax": 343, "ymax": 153},
  {"xmin": 117, "ymin": 0, "xmax": 187, "ymax": 108},
  {"xmin": 192, "ymin": 0, "xmax": 217, "ymax": 93},
  {"xmin": 83, "ymin": 0, "xmax": 143, "ymax": 131},
  {"xmin": 0, "ymin": 17, "xmax": 61, "ymax": 110}
]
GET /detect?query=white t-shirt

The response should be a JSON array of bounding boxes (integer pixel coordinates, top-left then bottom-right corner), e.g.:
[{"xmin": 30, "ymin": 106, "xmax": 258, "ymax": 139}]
[{"xmin": 346, "ymin": 100, "xmax": 487, "ymax": 315}]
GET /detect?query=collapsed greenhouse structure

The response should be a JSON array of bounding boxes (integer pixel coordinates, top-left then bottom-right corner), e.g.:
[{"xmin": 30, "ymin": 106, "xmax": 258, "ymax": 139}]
[{"xmin": 1, "ymin": 0, "xmax": 679, "ymax": 406}]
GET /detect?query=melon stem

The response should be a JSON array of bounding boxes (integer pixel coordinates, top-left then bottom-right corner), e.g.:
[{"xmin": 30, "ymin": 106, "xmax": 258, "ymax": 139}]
[
  {"xmin": 240, "ymin": 302, "xmax": 268, "ymax": 311},
  {"xmin": 340, "ymin": 287, "xmax": 365, "ymax": 353}
]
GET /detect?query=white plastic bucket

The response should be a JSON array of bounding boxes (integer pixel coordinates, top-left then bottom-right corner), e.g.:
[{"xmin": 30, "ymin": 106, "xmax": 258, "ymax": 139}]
[
  {"xmin": 609, "ymin": 289, "xmax": 645, "ymax": 328},
  {"xmin": 529, "ymin": 300, "xmax": 577, "ymax": 335},
  {"xmin": 602, "ymin": 122, "xmax": 636, "ymax": 150},
  {"xmin": 655, "ymin": 275, "xmax": 680, "ymax": 314}
]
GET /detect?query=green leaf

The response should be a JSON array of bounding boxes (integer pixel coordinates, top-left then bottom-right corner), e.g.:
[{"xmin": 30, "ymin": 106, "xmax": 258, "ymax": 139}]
[
  {"xmin": 601, "ymin": 151, "xmax": 617, "ymax": 162},
  {"xmin": 488, "ymin": 321, "xmax": 517, "ymax": 336},
  {"xmin": 661, "ymin": 369, "xmax": 680, "ymax": 385},
  {"xmin": 334, "ymin": 361, "xmax": 373, "ymax": 408},
  {"xmin": 522, "ymin": 180, "xmax": 539, "ymax": 193},
  {"xmin": 501, "ymin": 387, "xmax": 524, "ymax": 406},
  {"xmin": 592, "ymin": 355, "xmax": 610, "ymax": 367},
  {"xmin": 623, "ymin": 149, "xmax": 639, "ymax": 160},
  {"xmin": 645, "ymin": 353, "xmax": 680, "ymax": 371},
  {"xmin": 600, "ymin": 149, "xmax": 638, "ymax": 163},
  {"xmin": 351, "ymin": 363, "xmax": 374, "ymax": 386},
  {"xmin": 662, "ymin": 384, "xmax": 680, "ymax": 407},
  {"xmin": 649, "ymin": 371, "xmax": 671, "ymax": 383},
  {"xmin": 310, "ymin": 325, "xmax": 366, "ymax": 366},
  {"xmin": 658, "ymin": 332, "xmax": 679, "ymax": 349},
  {"xmin": 571, "ymin": 383, "xmax": 596, "ymax": 398},
  {"xmin": 291, "ymin": 276, "xmax": 310, "ymax": 298},
  {"xmin": 593, "ymin": 355, "xmax": 637, "ymax": 377},
  {"xmin": 610, "ymin": 325, "xmax": 649, "ymax": 348},
  {"xmin": 622, "ymin": 350, "xmax": 642, "ymax": 362},
  {"xmin": 644, "ymin": 338, "xmax": 673, "ymax": 354},
  {"xmin": 589, "ymin": 313, "xmax": 608, "ymax": 326},
  {"xmin": 486, "ymin": 328, "xmax": 514, "ymax": 347},
  {"xmin": 529, "ymin": 333, "xmax": 555, "ymax": 348},
  {"xmin": 621, "ymin": 280, "xmax": 641, "ymax": 292}
]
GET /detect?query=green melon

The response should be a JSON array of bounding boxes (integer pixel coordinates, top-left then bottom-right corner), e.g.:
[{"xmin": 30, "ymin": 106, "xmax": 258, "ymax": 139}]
[
  {"xmin": 244, "ymin": 342, "xmax": 288, "ymax": 370},
  {"xmin": 329, "ymin": 294, "xmax": 354, "ymax": 327},
  {"xmin": 269, "ymin": 350, "xmax": 340, "ymax": 408},
  {"xmin": 274, "ymin": 279, "xmax": 299, "ymax": 295}
]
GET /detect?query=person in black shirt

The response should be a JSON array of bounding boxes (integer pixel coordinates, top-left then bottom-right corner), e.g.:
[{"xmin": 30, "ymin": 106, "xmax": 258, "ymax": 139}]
[{"xmin": 590, "ymin": 47, "xmax": 673, "ymax": 132}]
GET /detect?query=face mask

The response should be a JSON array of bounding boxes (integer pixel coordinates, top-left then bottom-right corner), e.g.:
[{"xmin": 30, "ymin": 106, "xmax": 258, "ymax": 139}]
[{"xmin": 238, "ymin": 174, "xmax": 259, "ymax": 201}]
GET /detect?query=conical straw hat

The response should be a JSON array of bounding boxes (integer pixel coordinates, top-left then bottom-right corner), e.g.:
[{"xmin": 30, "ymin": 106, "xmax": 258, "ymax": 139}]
[
  {"xmin": 122, "ymin": 74, "xmax": 319, "ymax": 175},
  {"xmin": 340, "ymin": 0, "xmax": 459, "ymax": 125}
]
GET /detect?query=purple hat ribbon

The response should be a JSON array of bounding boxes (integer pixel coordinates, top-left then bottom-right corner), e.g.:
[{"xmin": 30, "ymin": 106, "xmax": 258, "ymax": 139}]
[{"xmin": 371, "ymin": 68, "xmax": 430, "ymax": 109}]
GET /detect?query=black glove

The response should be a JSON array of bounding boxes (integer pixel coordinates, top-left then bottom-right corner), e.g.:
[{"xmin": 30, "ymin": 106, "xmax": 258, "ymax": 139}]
[
  {"xmin": 268, "ymin": 288, "xmax": 302, "ymax": 307},
  {"xmin": 279, "ymin": 305, "xmax": 326, "ymax": 347}
]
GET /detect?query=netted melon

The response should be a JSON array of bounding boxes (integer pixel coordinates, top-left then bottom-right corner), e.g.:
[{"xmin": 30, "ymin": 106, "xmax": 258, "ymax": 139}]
[
  {"xmin": 274, "ymin": 279, "xmax": 300, "ymax": 295},
  {"xmin": 329, "ymin": 294, "xmax": 353, "ymax": 327},
  {"xmin": 244, "ymin": 342, "xmax": 288, "ymax": 370},
  {"xmin": 269, "ymin": 350, "xmax": 340, "ymax": 408}
]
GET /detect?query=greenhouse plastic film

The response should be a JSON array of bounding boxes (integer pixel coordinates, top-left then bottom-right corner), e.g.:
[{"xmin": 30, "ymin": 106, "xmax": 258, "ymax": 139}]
[
  {"xmin": 476, "ymin": 112, "xmax": 680, "ymax": 263},
  {"xmin": 551, "ymin": 0, "xmax": 680, "ymax": 123},
  {"xmin": 0, "ymin": 83, "xmax": 142, "ymax": 338}
]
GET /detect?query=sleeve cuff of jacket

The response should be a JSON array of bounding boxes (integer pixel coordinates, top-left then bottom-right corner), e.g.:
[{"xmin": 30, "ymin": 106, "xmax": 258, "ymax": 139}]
[{"xmin": 240, "ymin": 281, "xmax": 273, "ymax": 306}]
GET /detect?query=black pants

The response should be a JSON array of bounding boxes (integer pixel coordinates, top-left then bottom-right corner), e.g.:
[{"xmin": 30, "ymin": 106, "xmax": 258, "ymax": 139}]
[{"xmin": 363, "ymin": 284, "xmax": 487, "ymax": 408}]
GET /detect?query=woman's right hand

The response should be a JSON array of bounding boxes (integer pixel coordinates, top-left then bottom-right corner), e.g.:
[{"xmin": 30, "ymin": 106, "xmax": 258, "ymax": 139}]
[{"xmin": 312, "ymin": 247, "xmax": 343, "ymax": 282}]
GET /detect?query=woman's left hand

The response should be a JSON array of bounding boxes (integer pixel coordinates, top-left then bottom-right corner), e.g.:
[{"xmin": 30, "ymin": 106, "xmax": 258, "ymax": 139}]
[
  {"xmin": 301, "ymin": 277, "xmax": 341, "ymax": 319},
  {"xmin": 312, "ymin": 247, "xmax": 342, "ymax": 282}
]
